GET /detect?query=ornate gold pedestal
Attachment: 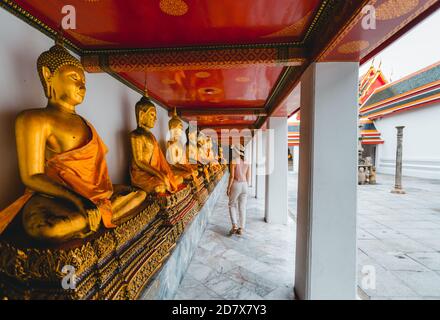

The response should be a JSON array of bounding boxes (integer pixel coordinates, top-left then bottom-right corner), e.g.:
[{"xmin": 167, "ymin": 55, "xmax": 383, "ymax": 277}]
[
  {"xmin": 155, "ymin": 184, "xmax": 198, "ymax": 227},
  {"xmin": 0, "ymin": 171, "xmax": 226, "ymax": 300},
  {"xmin": 0, "ymin": 201, "xmax": 172, "ymax": 300}
]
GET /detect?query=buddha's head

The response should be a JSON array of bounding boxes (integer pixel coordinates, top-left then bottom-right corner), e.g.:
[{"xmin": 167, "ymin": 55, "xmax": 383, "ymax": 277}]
[
  {"xmin": 168, "ymin": 108, "xmax": 183, "ymax": 141},
  {"xmin": 37, "ymin": 44, "xmax": 86, "ymax": 106},
  {"xmin": 135, "ymin": 96, "xmax": 157, "ymax": 130}
]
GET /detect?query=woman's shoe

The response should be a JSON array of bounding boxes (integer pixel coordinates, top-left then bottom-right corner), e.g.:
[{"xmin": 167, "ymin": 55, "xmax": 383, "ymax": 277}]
[
  {"xmin": 237, "ymin": 228, "xmax": 244, "ymax": 236},
  {"xmin": 229, "ymin": 226, "xmax": 239, "ymax": 236}
]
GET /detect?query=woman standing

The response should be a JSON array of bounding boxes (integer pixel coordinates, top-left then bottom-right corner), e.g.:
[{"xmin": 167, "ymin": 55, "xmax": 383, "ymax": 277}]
[{"xmin": 227, "ymin": 144, "xmax": 250, "ymax": 236}]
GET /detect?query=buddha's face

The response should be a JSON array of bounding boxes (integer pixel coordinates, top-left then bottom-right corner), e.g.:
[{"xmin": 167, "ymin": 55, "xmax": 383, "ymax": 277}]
[
  {"xmin": 44, "ymin": 64, "xmax": 86, "ymax": 106},
  {"xmin": 139, "ymin": 106, "xmax": 157, "ymax": 129},
  {"xmin": 170, "ymin": 125, "xmax": 183, "ymax": 140}
]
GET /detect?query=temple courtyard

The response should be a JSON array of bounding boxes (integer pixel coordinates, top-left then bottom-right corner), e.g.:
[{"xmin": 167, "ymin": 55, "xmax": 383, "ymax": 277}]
[
  {"xmin": 174, "ymin": 173, "xmax": 440, "ymax": 300},
  {"xmin": 356, "ymin": 173, "xmax": 440, "ymax": 299}
]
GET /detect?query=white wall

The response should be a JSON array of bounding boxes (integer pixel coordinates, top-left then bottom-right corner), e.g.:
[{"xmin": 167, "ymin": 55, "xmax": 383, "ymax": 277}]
[
  {"xmin": 0, "ymin": 9, "xmax": 171, "ymax": 209},
  {"xmin": 374, "ymin": 103, "xmax": 440, "ymax": 180}
]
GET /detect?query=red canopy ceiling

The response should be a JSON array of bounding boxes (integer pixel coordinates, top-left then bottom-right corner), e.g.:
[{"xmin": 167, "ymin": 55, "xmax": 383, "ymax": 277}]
[
  {"xmin": 14, "ymin": 0, "xmax": 321, "ymax": 48},
  {"xmin": 4, "ymin": 0, "xmax": 439, "ymax": 130},
  {"xmin": 120, "ymin": 65, "xmax": 283, "ymax": 108}
]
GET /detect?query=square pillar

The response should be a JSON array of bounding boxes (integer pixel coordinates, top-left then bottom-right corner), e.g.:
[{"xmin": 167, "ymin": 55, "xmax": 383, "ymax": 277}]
[
  {"xmin": 293, "ymin": 145, "xmax": 300, "ymax": 173},
  {"xmin": 295, "ymin": 62, "xmax": 358, "ymax": 300},
  {"xmin": 264, "ymin": 117, "xmax": 288, "ymax": 225},
  {"xmin": 256, "ymin": 130, "xmax": 266, "ymax": 200},
  {"xmin": 250, "ymin": 134, "xmax": 257, "ymax": 197}
]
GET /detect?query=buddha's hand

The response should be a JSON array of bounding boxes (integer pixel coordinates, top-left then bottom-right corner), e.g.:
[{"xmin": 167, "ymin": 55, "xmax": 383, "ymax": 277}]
[
  {"xmin": 86, "ymin": 207, "xmax": 101, "ymax": 232},
  {"xmin": 74, "ymin": 197, "xmax": 101, "ymax": 232}
]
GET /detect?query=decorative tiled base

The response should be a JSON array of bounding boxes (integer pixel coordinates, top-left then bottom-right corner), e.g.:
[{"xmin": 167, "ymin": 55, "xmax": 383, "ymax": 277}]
[{"xmin": 0, "ymin": 201, "xmax": 162, "ymax": 300}]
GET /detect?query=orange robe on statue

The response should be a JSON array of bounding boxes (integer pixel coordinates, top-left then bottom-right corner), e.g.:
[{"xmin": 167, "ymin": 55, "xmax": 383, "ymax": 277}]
[
  {"xmin": 130, "ymin": 133, "xmax": 182, "ymax": 194},
  {"xmin": 0, "ymin": 122, "xmax": 115, "ymax": 234}
]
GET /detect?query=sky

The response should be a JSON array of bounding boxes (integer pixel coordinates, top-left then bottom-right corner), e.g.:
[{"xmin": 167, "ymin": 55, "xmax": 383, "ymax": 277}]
[{"xmin": 359, "ymin": 9, "xmax": 440, "ymax": 81}]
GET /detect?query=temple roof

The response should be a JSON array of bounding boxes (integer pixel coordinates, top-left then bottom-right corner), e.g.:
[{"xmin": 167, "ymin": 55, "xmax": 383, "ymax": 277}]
[
  {"xmin": 360, "ymin": 61, "xmax": 440, "ymax": 119},
  {"xmin": 359, "ymin": 64, "xmax": 388, "ymax": 106},
  {"xmin": 359, "ymin": 117, "xmax": 384, "ymax": 145},
  {"xmin": 288, "ymin": 112, "xmax": 300, "ymax": 146}
]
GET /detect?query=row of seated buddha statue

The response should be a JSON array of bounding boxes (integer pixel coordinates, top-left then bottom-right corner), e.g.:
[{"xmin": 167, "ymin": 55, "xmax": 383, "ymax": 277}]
[{"xmin": 0, "ymin": 42, "xmax": 225, "ymax": 244}]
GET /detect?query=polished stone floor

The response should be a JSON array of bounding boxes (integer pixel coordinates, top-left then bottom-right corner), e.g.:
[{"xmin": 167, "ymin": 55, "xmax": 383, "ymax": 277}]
[
  {"xmin": 173, "ymin": 182, "xmax": 295, "ymax": 300},
  {"xmin": 174, "ymin": 172, "xmax": 440, "ymax": 300},
  {"xmin": 356, "ymin": 173, "xmax": 440, "ymax": 300}
]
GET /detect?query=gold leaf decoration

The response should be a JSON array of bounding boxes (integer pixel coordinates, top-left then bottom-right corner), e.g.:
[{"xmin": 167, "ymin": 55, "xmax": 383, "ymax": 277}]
[
  {"xmin": 159, "ymin": 0, "xmax": 189, "ymax": 16},
  {"xmin": 262, "ymin": 11, "xmax": 313, "ymax": 39},
  {"xmin": 376, "ymin": 0, "xmax": 419, "ymax": 21},
  {"xmin": 69, "ymin": 31, "xmax": 118, "ymax": 46},
  {"xmin": 337, "ymin": 40, "xmax": 370, "ymax": 54}
]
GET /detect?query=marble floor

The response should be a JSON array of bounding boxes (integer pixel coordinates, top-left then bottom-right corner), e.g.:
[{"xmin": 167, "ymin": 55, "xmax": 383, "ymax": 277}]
[
  {"xmin": 355, "ymin": 173, "xmax": 440, "ymax": 300},
  {"xmin": 173, "ymin": 182, "xmax": 296, "ymax": 300},
  {"xmin": 174, "ymin": 172, "xmax": 440, "ymax": 300}
]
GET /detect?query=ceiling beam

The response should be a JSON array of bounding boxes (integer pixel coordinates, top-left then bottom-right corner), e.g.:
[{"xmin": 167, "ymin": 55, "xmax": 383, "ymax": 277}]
[
  {"xmin": 174, "ymin": 108, "xmax": 267, "ymax": 118},
  {"xmin": 81, "ymin": 46, "xmax": 307, "ymax": 73},
  {"xmin": 198, "ymin": 124, "xmax": 253, "ymax": 130}
]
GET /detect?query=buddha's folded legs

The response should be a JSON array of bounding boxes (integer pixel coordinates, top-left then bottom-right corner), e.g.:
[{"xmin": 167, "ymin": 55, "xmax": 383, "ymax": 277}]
[
  {"xmin": 132, "ymin": 175, "xmax": 169, "ymax": 194},
  {"xmin": 110, "ymin": 188, "xmax": 147, "ymax": 223},
  {"xmin": 22, "ymin": 188, "xmax": 148, "ymax": 242},
  {"xmin": 172, "ymin": 167, "xmax": 192, "ymax": 181},
  {"xmin": 22, "ymin": 194, "xmax": 90, "ymax": 242}
]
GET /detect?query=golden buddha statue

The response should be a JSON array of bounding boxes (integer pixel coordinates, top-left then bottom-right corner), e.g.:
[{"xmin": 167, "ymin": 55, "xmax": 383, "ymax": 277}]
[
  {"xmin": 186, "ymin": 127, "xmax": 199, "ymax": 166},
  {"xmin": 218, "ymin": 144, "xmax": 225, "ymax": 164},
  {"xmin": 197, "ymin": 132, "xmax": 209, "ymax": 164},
  {"xmin": 206, "ymin": 136, "xmax": 221, "ymax": 173},
  {"xmin": 218, "ymin": 145, "xmax": 227, "ymax": 170},
  {"xmin": 0, "ymin": 42, "xmax": 146, "ymax": 242},
  {"xmin": 129, "ymin": 97, "xmax": 184, "ymax": 194},
  {"xmin": 166, "ymin": 108, "xmax": 198, "ymax": 181},
  {"xmin": 184, "ymin": 127, "xmax": 209, "ymax": 183},
  {"xmin": 196, "ymin": 132, "xmax": 212, "ymax": 182}
]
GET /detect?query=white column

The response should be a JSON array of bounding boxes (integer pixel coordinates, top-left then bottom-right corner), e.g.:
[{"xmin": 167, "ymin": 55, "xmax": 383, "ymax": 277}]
[
  {"xmin": 295, "ymin": 62, "xmax": 358, "ymax": 300},
  {"xmin": 293, "ymin": 146, "xmax": 300, "ymax": 173},
  {"xmin": 264, "ymin": 117, "xmax": 288, "ymax": 225},
  {"xmin": 251, "ymin": 134, "xmax": 257, "ymax": 197},
  {"xmin": 255, "ymin": 130, "xmax": 266, "ymax": 199}
]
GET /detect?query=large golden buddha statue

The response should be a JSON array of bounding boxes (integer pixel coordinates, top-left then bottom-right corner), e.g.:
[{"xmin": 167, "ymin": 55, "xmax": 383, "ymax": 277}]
[
  {"xmin": 166, "ymin": 108, "xmax": 198, "ymax": 181},
  {"xmin": 130, "ymin": 97, "xmax": 184, "ymax": 194},
  {"xmin": 0, "ymin": 43, "xmax": 146, "ymax": 242}
]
